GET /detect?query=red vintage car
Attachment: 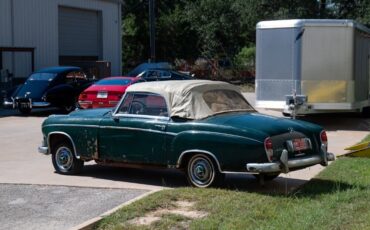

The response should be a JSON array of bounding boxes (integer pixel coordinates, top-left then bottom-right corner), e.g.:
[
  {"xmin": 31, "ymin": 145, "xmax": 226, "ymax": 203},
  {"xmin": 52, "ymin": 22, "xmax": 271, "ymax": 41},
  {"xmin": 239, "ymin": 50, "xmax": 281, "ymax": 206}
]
[{"xmin": 78, "ymin": 76, "xmax": 141, "ymax": 109}]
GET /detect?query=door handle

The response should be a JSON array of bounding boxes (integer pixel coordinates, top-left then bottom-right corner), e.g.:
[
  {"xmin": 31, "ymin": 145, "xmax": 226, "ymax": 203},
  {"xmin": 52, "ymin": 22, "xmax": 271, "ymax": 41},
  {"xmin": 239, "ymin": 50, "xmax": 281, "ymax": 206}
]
[{"xmin": 154, "ymin": 124, "xmax": 166, "ymax": 131}]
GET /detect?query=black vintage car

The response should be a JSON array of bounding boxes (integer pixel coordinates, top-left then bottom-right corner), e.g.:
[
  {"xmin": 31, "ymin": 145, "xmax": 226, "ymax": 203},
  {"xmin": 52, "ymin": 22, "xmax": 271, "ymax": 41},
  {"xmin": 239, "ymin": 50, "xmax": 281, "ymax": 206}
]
[
  {"xmin": 3, "ymin": 66, "xmax": 93, "ymax": 114},
  {"xmin": 136, "ymin": 69, "xmax": 193, "ymax": 81},
  {"xmin": 127, "ymin": 62, "xmax": 193, "ymax": 81}
]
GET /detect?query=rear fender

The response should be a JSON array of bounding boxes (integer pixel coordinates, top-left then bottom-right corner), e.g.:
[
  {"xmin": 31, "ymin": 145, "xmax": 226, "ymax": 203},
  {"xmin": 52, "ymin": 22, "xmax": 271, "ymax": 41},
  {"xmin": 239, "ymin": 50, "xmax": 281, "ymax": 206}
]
[{"xmin": 170, "ymin": 130, "xmax": 263, "ymax": 171}]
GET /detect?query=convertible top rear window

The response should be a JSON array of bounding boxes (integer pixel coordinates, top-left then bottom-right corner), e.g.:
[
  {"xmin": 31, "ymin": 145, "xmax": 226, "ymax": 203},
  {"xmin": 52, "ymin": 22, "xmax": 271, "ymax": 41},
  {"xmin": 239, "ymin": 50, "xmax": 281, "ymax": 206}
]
[{"xmin": 203, "ymin": 89, "xmax": 253, "ymax": 113}]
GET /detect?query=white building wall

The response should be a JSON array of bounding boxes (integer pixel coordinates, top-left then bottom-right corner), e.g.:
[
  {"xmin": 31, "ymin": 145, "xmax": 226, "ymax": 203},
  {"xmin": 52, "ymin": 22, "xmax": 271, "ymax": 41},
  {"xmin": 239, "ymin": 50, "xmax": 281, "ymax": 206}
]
[{"xmin": 0, "ymin": 0, "xmax": 122, "ymax": 79}]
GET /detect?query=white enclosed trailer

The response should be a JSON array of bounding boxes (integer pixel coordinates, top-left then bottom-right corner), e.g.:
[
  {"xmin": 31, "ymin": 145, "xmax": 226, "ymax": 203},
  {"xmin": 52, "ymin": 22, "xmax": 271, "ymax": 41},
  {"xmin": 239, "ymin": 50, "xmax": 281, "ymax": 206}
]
[{"xmin": 255, "ymin": 19, "xmax": 370, "ymax": 115}]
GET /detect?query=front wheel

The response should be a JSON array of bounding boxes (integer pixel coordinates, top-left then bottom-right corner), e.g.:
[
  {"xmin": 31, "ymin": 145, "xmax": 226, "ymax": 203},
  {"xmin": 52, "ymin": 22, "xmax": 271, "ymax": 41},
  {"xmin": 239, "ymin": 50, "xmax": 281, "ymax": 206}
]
[
  {"xmin": 52, "ymin": 141, "xmax": 83, "ymax": 175},
  {"xmin": 186, "ymin": 154, "xmax": 222, "ymax": 188}
]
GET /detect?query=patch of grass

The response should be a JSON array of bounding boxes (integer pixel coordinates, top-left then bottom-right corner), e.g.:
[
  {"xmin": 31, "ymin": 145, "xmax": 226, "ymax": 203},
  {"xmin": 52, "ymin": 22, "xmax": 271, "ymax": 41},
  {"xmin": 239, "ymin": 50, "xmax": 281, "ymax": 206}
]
[
  {"xmin": 95, "ymin": 157, "xmax": 370, "ymax": 230},
  {"xmin": 361, "ymin": 134, "xmax": 370, "ymax": 143}
]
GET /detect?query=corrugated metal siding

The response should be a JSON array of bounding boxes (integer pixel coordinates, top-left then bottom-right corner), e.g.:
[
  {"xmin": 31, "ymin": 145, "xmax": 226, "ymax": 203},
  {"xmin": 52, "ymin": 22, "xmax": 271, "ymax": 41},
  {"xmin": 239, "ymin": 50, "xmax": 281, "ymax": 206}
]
[
  {"xmin": 59, "ymin": 6, "xmax": 101, "ymax": 56},
  {"xmin": 0, "ymin": 0, "xmax": 14, "ymax": 74},
  {"xmin": 256, "ymin": 27, "xmax": 301, "ymax": 101},
  {"xmin": 0, "ymin": 0, "xmax": 12, "ymax": 46},
  {"xmin": 0, "ymin": 0, "xmax": 121, "ymax": 79},
  {"xmin": 301, "ymin": 26, "xmax": 353, "ymax": 81}
]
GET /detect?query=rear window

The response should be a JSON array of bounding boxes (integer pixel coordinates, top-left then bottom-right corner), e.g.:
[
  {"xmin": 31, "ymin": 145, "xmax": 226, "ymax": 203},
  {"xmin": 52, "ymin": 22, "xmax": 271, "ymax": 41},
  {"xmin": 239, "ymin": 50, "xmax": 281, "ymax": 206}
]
[
  {"xmin": 96, "ymin": 78, "xmax": 132, "ymax": 86},
  {"xmin": 202, "ymin": 89, "xmax": 253, "ymax": 113},
  {"xmin": 28, "ymin": 73, "xmax": 57, "ymax": 81}
]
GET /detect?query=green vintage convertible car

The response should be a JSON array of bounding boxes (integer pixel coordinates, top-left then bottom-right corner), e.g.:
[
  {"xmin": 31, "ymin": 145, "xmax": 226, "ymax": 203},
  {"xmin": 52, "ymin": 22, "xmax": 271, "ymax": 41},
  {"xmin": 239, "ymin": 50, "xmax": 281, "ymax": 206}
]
[{"xmin": 38, "ymin": 80, "xmax": 334, "ymax": 187}]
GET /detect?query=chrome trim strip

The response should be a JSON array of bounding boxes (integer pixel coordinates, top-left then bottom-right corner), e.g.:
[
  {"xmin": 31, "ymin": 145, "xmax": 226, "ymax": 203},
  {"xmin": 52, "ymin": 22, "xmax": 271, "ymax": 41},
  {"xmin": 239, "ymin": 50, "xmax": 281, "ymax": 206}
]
[
  {"xmin": 177, "ymin": 149, "xmax": 223, "ymax": 173},
  {"xmin": 78, "ymin": 101, "xmax": 92, "ymax": 105},
  {"xmin": 204, "ymin": 131, "xmax": 263, "ymax": 143},
  {"xmin": 43, "ymin": 124, "xmax": 177, "ymax": 136},
  {"xmin": 99, "ymin": 125, "xmax": 177, "ymax": 136},
  {"xmin": 47, "ymin": 131, "xmax": 80, "ymax": 159},
  {"xmin": 44, "ymin": 124, "xmax": 100, "ymax": 128},
  {"xmin": 113, "ymin": 113, "xmax": 170, "ymax": 121},
  {"xmin": 32, "ymin": 102, "xmax": 51, "ymax": 107}
]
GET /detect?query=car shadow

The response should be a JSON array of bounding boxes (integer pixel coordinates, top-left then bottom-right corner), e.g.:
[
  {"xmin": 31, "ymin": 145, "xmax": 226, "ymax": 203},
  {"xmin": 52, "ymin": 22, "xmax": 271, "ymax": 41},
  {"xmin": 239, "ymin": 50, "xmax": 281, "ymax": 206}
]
[
  {"xmin": 290, "ymin": 112, "xmax": 370, "ymax": 132},
  {"xmin": 78, "ymin": 164, "xmax": 365, "ymax": 196},
  {"xmin": 78, "ymin": 164, "xmax": 313, "ymax": 195},
  {"xmin": 80, "ymin": 164, "xmax": 187, "ymax": 187}
]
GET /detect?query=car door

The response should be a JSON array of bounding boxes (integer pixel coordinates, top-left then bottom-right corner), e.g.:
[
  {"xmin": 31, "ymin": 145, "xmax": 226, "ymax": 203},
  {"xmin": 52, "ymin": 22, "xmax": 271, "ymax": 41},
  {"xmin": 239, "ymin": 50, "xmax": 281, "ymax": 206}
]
[{"xmin": 98, "ymin": 92, "xmax": 169, "ymax": 165}]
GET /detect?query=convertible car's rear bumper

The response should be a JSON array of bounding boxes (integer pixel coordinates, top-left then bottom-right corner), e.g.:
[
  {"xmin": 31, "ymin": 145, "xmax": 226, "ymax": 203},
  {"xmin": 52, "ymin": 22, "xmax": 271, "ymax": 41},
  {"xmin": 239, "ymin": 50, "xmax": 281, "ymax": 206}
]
[{"xmin": 246, "ymin": 146, "xmax": 335, "ymax": 174}]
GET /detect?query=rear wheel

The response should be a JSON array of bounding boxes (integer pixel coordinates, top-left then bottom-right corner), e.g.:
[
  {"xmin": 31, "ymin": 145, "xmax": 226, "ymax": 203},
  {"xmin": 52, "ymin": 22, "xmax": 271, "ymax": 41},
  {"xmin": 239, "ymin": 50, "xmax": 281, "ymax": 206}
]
[
  {"xmin": 186, "ymin": 154, "xmax": 223, "ymax": 188},
  {"xmin": 52, "ymin": 141, "xmax": 83, "ymax": 175}
]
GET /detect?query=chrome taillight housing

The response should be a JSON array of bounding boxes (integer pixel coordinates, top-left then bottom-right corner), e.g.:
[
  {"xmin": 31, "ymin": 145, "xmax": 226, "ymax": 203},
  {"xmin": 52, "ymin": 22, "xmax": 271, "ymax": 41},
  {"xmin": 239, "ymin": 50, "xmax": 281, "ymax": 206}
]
[{"xmin": 264, "ymin": 137, "xmax": 274, "ymax": 162}]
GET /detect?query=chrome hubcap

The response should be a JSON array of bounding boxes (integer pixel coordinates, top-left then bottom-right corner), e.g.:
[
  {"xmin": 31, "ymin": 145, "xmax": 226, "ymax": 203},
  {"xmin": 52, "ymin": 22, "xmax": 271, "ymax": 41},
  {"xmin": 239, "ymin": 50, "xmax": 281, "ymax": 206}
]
[
  {"xmin": 189, "ymin": 156, "xmax": 214, "ymax": 187},
  {"xmin": 55, "ymin": 147, "xmax": 73, "ymax": 172}
]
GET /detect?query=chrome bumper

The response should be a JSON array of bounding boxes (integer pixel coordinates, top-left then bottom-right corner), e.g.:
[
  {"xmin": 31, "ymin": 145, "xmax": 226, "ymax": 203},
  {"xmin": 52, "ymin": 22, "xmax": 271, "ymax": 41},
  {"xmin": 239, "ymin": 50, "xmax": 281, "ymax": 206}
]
[
  {"xmin": 3, "ymin": 99, "xmax": 15, "ymax": 108},
  {"xmin": 32, "ymin": 102, "xmax": 51, "ymax": 107},
  {"xmin": 38, "ymin": 140, "xmax": 49, "ymax": 155},
  {"xmin": 3, "ymin": 99, "xmax": 51, "ymax": 109},
  {"xmin": 246, "ymin": 146, "xmax": 335, "ymax": 174}
]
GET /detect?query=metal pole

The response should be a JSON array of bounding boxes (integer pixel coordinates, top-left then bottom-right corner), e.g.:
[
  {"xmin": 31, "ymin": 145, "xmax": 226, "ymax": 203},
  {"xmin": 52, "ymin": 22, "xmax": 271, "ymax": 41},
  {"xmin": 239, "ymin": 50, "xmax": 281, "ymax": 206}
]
[{"xmin": 148, "ymin": 0, "xmax": 156, "ymax": 62}]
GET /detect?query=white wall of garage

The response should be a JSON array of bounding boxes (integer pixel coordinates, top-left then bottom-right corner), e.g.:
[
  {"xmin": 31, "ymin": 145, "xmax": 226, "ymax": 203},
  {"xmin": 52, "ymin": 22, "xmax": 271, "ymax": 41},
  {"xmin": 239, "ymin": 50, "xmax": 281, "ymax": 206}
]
[{"xmin": 0, "ymin": 0, "xmax": 122, "ymax": 79}]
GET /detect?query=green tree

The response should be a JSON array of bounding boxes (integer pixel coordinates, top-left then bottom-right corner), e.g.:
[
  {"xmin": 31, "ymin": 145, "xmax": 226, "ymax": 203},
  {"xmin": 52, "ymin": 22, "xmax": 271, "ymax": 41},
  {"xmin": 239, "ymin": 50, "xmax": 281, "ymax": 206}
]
[{"xmin": 329, "ymin": 0, "xmax": 370, "ymax": 26}]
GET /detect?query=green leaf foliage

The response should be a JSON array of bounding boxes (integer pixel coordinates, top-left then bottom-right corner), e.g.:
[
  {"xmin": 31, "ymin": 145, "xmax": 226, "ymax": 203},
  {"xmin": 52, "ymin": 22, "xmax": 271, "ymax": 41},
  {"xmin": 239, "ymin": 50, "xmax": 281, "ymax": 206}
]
[{"xmin": 121, "ymin": 0, "xmax": 370, "ymax": 71}]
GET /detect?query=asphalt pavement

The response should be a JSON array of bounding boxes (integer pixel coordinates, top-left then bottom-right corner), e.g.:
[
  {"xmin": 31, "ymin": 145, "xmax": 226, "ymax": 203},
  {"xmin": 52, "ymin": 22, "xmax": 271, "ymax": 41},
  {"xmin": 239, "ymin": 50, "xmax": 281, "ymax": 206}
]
[{"xmin": 0, "ymin": 184, "xmax": 147, "ymax": 230}]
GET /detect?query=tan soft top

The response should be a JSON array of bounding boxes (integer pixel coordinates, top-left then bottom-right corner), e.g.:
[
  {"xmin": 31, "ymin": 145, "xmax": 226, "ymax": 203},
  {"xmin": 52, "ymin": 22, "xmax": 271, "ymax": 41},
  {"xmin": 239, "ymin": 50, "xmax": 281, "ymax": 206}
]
[{"xmin": 126, "ymin": 80, "xmax": 249, "ymax": 119}]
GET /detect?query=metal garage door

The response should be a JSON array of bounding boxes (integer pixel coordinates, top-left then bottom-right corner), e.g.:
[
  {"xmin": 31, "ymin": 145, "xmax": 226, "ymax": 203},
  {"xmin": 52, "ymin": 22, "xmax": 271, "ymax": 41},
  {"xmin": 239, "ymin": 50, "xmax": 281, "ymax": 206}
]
[{"xmin": 58, "ymin": 7, "xmax": 101, "ymax": 62}]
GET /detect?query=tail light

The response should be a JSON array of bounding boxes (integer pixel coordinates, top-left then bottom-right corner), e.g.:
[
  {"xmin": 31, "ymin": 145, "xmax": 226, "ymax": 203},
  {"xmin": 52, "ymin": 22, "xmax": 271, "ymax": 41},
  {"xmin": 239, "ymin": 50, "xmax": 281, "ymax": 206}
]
[
  {"xmin": 264, "ymin": 137, "xmax": 274, "ymax": 162},
  {"xmin": 80, "ymin": 93, "xmax": 87, "ymax": 99},
  {"xmin": 320, "ymin": 130, "xmax": 328, "ymax": 151}
]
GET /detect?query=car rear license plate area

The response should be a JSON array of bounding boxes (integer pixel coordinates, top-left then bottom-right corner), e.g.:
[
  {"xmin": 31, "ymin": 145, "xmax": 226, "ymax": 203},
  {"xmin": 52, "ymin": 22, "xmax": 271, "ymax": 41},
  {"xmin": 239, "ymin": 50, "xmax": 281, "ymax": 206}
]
[
  {"xmin": 16, "ymin": 99, "xmax": 31, "ymax": 109},
  {"xmin": 97, "ymin": 91, "xmax": 108, "ymax": 98},
  {"xmin": 20, "ymin": 102, "xmax": 30, "ymax": 108},
  {"xmin": 286, "ymin": 138, "xmax": 312, "ymax": 153}
]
